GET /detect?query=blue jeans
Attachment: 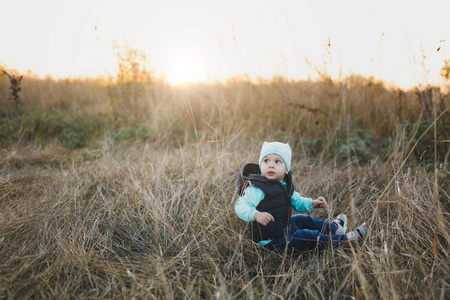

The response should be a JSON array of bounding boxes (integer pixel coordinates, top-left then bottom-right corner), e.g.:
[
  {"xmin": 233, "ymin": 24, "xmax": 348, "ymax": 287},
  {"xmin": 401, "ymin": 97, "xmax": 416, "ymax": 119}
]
[{"xmin": 264, "ymin": 214, "xmax": 348, "ymax": 252}]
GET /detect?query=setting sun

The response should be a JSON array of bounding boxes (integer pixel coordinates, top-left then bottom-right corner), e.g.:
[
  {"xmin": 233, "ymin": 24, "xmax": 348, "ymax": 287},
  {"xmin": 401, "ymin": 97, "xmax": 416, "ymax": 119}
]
[{"xmin": 165, "ymin": 48, "xmax": 208, "ymax": 85}]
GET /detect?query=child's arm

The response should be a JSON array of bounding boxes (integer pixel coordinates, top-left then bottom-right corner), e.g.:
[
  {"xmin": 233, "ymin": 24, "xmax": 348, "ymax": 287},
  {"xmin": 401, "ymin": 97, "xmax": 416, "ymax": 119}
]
[
  {"xmin": 291, "ymin": 191, "xmax": 314, "ymax": 212},
  {"xmin": 235, "ymin": 186, "xmax": 267, "ymax": 222}
]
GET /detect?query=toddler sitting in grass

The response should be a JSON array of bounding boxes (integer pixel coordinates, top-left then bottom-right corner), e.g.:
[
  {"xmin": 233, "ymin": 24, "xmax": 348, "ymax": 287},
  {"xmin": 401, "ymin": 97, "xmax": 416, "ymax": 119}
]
[{"xmin": 235, "ymin": 141, "xmax": 368, "ymax": 252}]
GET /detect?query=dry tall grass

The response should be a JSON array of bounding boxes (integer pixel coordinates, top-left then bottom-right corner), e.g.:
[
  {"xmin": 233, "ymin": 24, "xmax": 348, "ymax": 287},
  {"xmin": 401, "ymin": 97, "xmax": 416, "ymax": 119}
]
[{"xmin": 0, "ymin": 73, "xmax": 449, "ymax": 299}]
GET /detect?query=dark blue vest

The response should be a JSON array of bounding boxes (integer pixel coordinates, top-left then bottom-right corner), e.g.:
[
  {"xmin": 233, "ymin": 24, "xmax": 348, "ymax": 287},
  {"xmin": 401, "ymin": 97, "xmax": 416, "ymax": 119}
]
[{"xmin": 245, "ymin": 172, "xmax": 295, "ymax": 243}]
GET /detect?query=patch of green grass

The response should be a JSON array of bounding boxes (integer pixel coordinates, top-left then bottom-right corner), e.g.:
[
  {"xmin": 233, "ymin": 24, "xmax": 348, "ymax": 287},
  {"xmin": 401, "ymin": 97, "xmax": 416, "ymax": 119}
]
[
  {"xmin": 0, "ymin": 110, "xmax": 107, "ymax": 149},
  {"xmin": 114, "ymin": 124, "xmax": 153, "ymax": 142},
  {"xmin": 400, "ymin": 119, "xmax": 450, "ymax": 168}
]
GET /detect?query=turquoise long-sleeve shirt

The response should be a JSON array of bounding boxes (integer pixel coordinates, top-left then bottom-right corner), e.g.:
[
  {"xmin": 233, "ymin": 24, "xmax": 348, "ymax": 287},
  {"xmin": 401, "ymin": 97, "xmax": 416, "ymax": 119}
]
[{"xmin": 234, "ymin": 180, "xmax": 314, "ymax": 245}]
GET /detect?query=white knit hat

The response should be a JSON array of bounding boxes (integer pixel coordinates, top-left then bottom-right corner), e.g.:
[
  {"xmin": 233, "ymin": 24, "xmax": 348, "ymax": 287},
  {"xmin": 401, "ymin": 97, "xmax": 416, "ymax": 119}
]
[{"xmin": 258, "ymin": 141, "xmax": 292, "ymax": 171}]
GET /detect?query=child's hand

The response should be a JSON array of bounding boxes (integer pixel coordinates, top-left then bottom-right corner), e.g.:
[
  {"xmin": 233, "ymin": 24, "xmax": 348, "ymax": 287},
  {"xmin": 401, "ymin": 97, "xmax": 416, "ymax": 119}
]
[
  {"xmin": 254, "ymin": 212, "xmax": 275, "ymax": 226},
  {"xmin": 312, "ymin": 197, "xmax": 327, "ymax": 209}
]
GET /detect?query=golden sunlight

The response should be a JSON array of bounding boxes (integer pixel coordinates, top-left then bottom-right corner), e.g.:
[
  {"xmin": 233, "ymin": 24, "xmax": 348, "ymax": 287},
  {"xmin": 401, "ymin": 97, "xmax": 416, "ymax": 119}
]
[
  {"xmin": 164, "ymin": 48, "xmax": 208, "ymax": 85},
  {"xmin": 1, "ymin": 0, "xmax": 448, "ymax": 89}
]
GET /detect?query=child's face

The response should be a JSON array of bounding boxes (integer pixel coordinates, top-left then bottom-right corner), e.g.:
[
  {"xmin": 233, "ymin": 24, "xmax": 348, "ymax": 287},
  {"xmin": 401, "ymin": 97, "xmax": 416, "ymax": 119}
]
[{"xmin": 261, "ymin": 153, "xmax": 287, "ymax": 181}]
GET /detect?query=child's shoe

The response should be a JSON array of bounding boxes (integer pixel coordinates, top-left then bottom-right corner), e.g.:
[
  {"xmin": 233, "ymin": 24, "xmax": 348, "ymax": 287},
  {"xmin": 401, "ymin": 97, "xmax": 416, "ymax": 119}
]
[
  {"xmin": 346, "ymin": 223, "xmax": 369, "ymax": 240},
  {"xmin": 332, "ymin": 214, "xmax": 348, "ymax": 235}
]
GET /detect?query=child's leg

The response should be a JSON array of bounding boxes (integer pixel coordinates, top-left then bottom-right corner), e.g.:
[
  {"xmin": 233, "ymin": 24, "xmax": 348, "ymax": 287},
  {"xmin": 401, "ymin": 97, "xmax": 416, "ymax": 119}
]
[
  {"xmin": 264, "ymin": 220, "xmax": 368, "ymax": 252},
  {"xmin": 264, "ymin": 228, "xmax": 348, "ymax": 252},
  {"xmin": 287, "ymin": 229, "xmax": 347, "ymax": 251},
  {"xmin": 290, "ymin": 214, "xmax": 338, "ymax": 234}
]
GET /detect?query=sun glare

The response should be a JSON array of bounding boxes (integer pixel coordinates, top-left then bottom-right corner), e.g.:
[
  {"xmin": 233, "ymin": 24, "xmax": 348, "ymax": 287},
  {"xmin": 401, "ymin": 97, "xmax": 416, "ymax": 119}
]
[{"xmin": 165, "ymin": 48, "xmax": 207, "ymax": 85}]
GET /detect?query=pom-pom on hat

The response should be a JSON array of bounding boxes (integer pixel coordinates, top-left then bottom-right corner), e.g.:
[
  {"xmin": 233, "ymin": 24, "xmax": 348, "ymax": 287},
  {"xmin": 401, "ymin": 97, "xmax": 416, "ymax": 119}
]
[{"xmin": 259, "ymin": 141, "xmax": 292, "ymax": 172}]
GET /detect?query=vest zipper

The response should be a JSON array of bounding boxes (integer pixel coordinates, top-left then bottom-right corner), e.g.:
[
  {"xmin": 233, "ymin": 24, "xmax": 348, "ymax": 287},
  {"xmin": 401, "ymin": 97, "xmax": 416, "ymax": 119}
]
[{"xmin": 274, "ymin": 180, "xmax": 292, "ymax": 227}]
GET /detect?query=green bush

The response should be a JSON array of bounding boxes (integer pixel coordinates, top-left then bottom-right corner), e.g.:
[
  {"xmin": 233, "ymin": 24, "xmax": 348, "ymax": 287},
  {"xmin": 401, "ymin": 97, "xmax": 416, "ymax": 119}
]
[
  {"xmin": 330, "ymin": 126, "xmax": 377, "ymax": 162},
  {"xmin": 0, "ymin": 116, "xmax": 14, "ymax": 147},
  {"xmin": 401, "ymin": 119, "xmax": 450, "ymax": 168},
  {"xmin": 0, "ymin": 110, "xmax": 106, "ymax": 149},
  {"xmin": 114, "ymin": 124, "xmax": 153, "ymax": 142},
  {"xmin": 21, "ymin": 112, "xmax": 40, "ymax": 139},
  {"xmin": 401, "ymin": 121, "xmax": 432, "ymax": 157},
  {"xmin": 59, "ymin": 114, "xmax": 94, "ymax": 149},
  {"xmin": 0, "ymin": 109, "xmax": 157, "ymax": 148},
  {"xmin": 33, "ymin": 110, "xmax": 96, "ymax": 148}
]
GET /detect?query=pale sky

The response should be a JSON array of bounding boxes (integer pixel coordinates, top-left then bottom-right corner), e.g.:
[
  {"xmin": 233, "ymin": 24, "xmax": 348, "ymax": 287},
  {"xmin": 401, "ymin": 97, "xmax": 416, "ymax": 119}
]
[{"xmin": 1, "ymin": 0, "xmax": 449, "ymax": 88}]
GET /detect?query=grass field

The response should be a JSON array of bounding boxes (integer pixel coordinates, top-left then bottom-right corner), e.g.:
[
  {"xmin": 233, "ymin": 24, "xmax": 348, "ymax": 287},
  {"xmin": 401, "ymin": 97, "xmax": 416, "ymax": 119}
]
[{"xmin": 0, "ymin": 72, "xmax": 449, "ymax": 299}]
